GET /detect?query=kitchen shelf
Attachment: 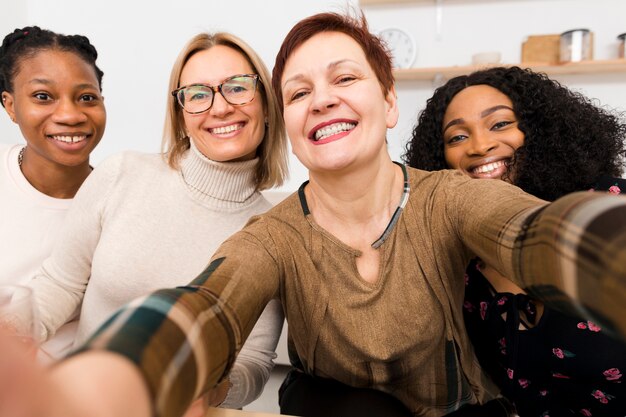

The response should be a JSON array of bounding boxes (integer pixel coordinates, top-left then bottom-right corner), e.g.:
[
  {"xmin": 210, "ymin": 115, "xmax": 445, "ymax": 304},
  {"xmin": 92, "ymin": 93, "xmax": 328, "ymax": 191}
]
[
  {"xmin": 361, "ymin": 0, "xmax": 469, "ymax": 4},
  {"xmin": 393, "ymin": 59, "xmax": 626, "ymax": 81},
  {"xmin": 361, "ymin": 0, "xmax": 432, "ymax": 4}
]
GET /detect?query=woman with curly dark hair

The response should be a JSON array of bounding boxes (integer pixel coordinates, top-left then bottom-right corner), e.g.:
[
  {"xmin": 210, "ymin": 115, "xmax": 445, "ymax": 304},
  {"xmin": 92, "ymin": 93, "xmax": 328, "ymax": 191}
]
[
  {"xmin": 405, "ymin": 66, "xmax": 626, "ymax": 417},
  {"xmin": 405, "ymin": 66, "xmax": 626, "ymax": 201}
]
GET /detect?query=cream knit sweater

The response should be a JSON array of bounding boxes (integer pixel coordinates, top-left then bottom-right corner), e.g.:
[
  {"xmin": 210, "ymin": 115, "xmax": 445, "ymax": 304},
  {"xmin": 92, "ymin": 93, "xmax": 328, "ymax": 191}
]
[{"xmin": 28, "ymin": 141, "xmax": 282, "ymax": 407}]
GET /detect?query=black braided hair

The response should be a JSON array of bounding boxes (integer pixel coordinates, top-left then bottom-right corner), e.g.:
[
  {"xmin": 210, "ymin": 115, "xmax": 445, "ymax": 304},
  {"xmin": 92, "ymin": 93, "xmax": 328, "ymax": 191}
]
[
  {"xmin": 403, "ymin": 66, "xmax": 626, "ymax": 201},
  {"xmin": 0, "ymin": 26, "xmax": 104, "ymax": 107}
]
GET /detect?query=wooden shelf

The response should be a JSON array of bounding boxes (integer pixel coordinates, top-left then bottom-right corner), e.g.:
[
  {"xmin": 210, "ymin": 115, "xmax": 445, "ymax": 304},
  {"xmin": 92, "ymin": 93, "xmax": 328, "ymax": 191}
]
[
  {"xmin": 361, "ymin": 0, "xmax": 472, "ymax": 4},
  {"xmin": 393, "ymin": 59, "xmax": 626, "ymax": 81},
  {"xmin": 361, "ymin": 0, "xmax": 431, "ymax": 4}
]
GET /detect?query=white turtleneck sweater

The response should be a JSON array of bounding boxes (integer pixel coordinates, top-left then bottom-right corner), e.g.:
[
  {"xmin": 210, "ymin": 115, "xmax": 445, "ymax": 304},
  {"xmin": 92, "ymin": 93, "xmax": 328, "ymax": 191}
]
[{"xmin": 28, "ymin": 141, "xmax": 283, "ymax": 407}]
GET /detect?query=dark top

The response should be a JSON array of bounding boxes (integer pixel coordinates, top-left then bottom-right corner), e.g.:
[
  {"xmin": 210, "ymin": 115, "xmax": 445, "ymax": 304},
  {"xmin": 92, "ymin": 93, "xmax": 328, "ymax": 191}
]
[{"xmin": 463, "ymin": 177, "xmax": 626, "ymax": 417}]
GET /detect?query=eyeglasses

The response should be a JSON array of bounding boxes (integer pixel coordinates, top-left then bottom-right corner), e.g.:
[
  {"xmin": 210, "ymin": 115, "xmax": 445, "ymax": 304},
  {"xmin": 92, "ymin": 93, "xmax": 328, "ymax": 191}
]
[{"xmin": 171, "ymin": 74, "xmax": 260, "ymax": 114}]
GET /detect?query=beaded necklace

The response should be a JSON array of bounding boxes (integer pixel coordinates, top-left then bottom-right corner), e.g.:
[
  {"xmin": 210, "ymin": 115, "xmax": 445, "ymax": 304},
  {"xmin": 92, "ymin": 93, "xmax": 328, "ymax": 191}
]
[{"xmin": 17, "ymin": 146, "xmax": 25, "ymax": 167}]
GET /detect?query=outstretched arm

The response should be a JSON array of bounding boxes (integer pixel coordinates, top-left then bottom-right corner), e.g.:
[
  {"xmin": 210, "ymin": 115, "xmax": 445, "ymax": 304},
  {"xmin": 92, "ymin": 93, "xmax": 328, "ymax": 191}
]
[
  {"xmin": 509, "ymin": 191, "xmax": 626, "ymax": 335},
  {"xmin": 450, "ymin": 175, "xmax": 626, "ymax": 337},
  {"xmin": 70, "ymin": 230, "xmax": 280, "ymax": 417}
]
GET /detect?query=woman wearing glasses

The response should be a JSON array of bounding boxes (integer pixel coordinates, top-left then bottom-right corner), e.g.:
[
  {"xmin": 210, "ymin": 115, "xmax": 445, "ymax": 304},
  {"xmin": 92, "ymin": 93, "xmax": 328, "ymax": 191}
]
[{"xmin": 24, "ymin": 32, "xmax": 287, "ymax": 410}]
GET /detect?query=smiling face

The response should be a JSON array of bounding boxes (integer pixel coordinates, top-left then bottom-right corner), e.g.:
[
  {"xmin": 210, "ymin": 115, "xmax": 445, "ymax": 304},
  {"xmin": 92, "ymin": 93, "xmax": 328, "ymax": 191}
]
[
  {"xmin": 442, "ymin": 85, "xmax": 525, "ymax": 181},
  {"xmin": 179, "ymin": 45, "xmax": 266, "ymax": 162},
  {"xmin": 280, "ymin": 31, "xmax": 398, "ymax": 174},
  {"xmin": 2, "ymin": 49, "xmax": 106, "ymax": 168}
]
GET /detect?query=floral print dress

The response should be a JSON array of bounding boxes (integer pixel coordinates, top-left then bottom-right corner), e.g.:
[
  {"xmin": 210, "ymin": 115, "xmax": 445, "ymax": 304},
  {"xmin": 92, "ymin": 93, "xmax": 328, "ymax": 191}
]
[{"xmin": 463, "ymin": 177, "xmax": 626, "ymax": 417}]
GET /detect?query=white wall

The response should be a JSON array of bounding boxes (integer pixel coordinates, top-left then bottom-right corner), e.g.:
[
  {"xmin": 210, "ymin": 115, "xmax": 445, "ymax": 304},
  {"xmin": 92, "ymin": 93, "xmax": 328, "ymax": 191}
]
[
  {"xmin": 365, "ymin": 0, "xmax": 626, "ymax": 180},
  {"xmin": 1, "ymin": 0, "xmax": 625, "ymax": 191}
]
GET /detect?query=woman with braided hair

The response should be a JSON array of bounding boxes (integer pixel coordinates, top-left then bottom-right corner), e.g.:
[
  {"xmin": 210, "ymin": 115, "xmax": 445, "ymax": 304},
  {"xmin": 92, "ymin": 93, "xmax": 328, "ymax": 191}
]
[{"xmin": 0, "ymin": 26, "xmax": 106, "ymax": 359}]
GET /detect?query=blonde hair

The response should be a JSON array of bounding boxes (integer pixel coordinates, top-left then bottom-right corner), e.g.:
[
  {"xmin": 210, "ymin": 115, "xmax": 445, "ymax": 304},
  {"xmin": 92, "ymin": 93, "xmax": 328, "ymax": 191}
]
[{"xmin": 162, "ymin": 32, "xmax": 287, "ymax": 190}]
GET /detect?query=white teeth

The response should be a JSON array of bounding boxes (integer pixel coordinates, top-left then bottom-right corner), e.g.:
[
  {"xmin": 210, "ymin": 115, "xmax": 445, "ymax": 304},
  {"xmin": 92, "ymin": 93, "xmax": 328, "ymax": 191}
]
[
  {"xmin": 314, "ymin": 122, "xmax": 356, "ymax": 141},
  {"xmin": 51, "ymin": 135, "xmax": 87, "ymax": 143},
  {"xmin": 211, "ymin": 123, "xmax": 243, "ymax": 135},
  {"xmin": 472, "ymin": 160, "xmax": 506, "ymax": 174}
]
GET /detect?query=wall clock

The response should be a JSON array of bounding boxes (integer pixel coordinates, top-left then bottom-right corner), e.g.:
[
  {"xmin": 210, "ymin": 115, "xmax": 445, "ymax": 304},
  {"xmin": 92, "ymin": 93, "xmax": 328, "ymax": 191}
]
[{"xmin": 378, "ymin": 28, "xmax": 417, "ymax": 69}]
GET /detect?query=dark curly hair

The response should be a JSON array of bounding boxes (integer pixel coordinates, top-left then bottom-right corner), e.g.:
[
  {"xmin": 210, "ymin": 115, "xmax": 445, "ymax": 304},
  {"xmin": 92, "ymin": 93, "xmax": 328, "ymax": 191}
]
[
  {"xmin": 403, "ymin": 66, "xmax": 626, "ymax": 201},
  {"xmin": 0, "ymin": 26, "xmax": 103, "ymax": 107}
]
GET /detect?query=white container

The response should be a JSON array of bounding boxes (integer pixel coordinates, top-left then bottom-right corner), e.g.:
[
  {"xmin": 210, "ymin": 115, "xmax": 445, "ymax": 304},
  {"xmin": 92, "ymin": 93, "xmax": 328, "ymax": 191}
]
[
  {"xmin": 471, "ymin": 52, "xmax": 501, "ymax": 65},
  {"xmin": 560, "ymin": 29, "xmax": 591, "ymax": 62}
]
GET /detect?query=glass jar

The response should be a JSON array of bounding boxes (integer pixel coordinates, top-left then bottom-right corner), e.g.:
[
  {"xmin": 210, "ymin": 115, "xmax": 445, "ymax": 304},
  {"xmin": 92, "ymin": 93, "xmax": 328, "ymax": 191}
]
[
  {"xmin": 560, "ymin": 29, "xmax": 592, "ymax": 62},
  {"xmin": 618, "ymin": 33, "xmax": 626, "ymax": 59}
]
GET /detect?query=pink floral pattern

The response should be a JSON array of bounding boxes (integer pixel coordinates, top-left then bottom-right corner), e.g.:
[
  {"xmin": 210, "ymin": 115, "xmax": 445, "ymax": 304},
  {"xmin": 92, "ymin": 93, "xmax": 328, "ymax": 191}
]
[
  {"xmin": 462, "ymin": 256, "xmax": 625, "ymax": 416},
  {"xmin": 479, "ymin": 301, "xmax": 488, "ymax": 320},
  {"xmin": 603, "ymin": 368, "xmax": 622, "ymax": 382},
  {"xmin": 591, "ymin": 389, "xmax": 614, "ymax": 404},
  {"xmin": 609, "ymin": 184, "xmax": 621, "ymax": 195},
  {"xmin": 577, "ymin": 321, "xmax": 602, "ymax": 332},
  {"xmin": 552, "ymin": 347, "xmax": 576, "ymax": 359},
  {"xmin": 588, "ymin": 321, "xmax": 602, "ymax": 332}
]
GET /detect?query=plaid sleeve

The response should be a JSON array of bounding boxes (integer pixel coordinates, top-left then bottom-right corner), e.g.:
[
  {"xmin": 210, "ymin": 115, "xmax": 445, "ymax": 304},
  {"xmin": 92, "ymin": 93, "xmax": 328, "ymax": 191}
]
[
  {"xmin": 512, "ymin": 191, "xmax": 626, "ymax": 338},
  {"xmin": 447, "ymin": 175, "xmax": 626, "ymax": 338},
  {"xmin": 75, "ymin": 232, "xmax": 280, "ymax": 417}
]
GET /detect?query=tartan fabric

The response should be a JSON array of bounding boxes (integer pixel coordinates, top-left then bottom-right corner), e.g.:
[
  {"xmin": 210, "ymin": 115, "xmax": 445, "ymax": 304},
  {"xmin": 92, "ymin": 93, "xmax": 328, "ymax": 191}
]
[{"xmin": 79, "ymin": 167, "xmax": 626, "ymax": 417}]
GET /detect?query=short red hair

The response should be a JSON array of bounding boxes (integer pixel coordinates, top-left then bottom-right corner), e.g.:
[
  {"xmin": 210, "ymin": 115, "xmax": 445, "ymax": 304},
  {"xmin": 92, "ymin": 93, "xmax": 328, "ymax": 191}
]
[{"xmin": 272, "ymin": 12, "xmax": 394, "ymax": 113}]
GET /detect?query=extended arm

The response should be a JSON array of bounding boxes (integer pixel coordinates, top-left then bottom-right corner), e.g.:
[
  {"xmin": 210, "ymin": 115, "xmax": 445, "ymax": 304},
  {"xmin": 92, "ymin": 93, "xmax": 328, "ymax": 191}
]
[
  {"xmin": 451, "ymin": 176, "xmax": 626, "ymax": 336},
  {"xmin": 72, "ymin": 230, "xmax": 281, "ymax": 417}
]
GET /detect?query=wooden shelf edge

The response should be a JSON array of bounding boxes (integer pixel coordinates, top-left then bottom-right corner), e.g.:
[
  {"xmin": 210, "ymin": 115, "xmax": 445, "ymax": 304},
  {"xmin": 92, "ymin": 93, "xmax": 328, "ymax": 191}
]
[
  {"xmin": 361, "ymin": 0, "xmax": 430, "ymax": 4},
  {"xmin": 393, "ymin": 59, "xmax": 626, "ymax": 81}
]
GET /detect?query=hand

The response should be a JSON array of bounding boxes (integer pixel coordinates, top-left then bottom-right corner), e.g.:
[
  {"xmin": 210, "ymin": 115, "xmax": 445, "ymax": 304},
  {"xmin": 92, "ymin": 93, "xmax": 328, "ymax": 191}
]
[
  {"xmin": 183, "ymin": 378, "xmax": 232, "ymax": 417},
  {"xmin": 0, "ymin": 329, "xmax": 48, "ymax": 417},
  {"xmin": 0, "ymin": 329, "xmax": 151, "ymax": 417}
]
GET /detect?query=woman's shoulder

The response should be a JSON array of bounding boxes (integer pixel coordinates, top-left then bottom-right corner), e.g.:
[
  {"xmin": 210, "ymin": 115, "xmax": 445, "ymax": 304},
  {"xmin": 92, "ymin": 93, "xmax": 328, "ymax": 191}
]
[
  {"xmin": 407, "ymin": 166, "xmax": 540, "ymax": 198},
  {"xmin": 93, "ymin": 151, "xmax": 170, "ymax": 178},
  {"xmin": 0, "ymin": 143, "xmax": 22, "ymax": 166},
  {"xmin": 232, "ymin": 190, "xmax": 307, "ymax": 247},
  {"xmin": 406, "ymin": 166, "xmax": 474, "ymax": 188},
  {"xmin": 0, "ymin": 142, "xmax": 16, "ymax": 154},
  {"xmin": 249, "ymin": 191, "xmax": 301, "ymax": 225}
]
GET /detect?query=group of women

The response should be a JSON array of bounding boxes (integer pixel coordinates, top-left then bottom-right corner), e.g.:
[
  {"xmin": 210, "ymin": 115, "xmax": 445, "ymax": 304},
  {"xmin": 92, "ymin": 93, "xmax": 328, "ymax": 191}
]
[{"xmin": 1, "ymin": 10, "xmax": 625, "ymax": 417}]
